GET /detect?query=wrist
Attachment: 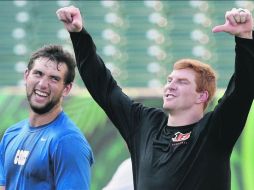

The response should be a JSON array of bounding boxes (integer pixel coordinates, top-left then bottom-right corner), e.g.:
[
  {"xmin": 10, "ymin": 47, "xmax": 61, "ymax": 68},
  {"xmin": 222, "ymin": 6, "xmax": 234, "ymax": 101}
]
[{"xmin": 237, "ymin": 31, "xmax": 253, "ymax": 39}]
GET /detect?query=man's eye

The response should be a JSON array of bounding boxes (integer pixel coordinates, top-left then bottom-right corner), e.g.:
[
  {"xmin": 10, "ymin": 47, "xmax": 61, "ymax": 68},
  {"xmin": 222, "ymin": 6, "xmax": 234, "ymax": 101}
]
[
  {"xmin": 34, "ymin": 71, "xmax": 42, "ymax": 76},
  {"xmin": 167, "ymin": 79, "xmax": 172, "ymax": 83},
  {"xmin": 51, "ymin": 76, "xmax": 60, "ymax": 82},
  {"xmin": 179, "ymin": 80, "xmax": 188, "ymax": 84}
]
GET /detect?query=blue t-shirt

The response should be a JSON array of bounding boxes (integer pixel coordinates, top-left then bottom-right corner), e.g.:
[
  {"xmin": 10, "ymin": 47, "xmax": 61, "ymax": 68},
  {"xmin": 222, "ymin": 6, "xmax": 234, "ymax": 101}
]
[{"xmin": 0, "ymin": 111, "xmax": 94, "ymax": 190}]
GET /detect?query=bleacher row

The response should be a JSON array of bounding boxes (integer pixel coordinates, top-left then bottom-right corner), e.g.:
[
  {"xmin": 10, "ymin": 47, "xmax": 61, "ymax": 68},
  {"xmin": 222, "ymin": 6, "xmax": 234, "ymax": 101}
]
[{"xmin": 0, "ymin": 0, "xmax": 254, "ymax": 88}]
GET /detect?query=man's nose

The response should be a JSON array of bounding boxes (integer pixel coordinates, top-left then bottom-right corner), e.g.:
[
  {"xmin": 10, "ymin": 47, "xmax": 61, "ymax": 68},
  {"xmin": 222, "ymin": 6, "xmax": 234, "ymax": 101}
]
[
  {"xmin": 167, "ymin": 81, "xmax": 177, "ymax": 90},
  {"xmin": 38, "ymin": 77, "xmax": 49, "ymax": 89}
]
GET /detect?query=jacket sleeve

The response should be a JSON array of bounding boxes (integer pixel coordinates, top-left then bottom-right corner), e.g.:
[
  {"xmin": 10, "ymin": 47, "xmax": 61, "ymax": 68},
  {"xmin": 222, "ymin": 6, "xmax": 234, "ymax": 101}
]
[
  {"xmin": 211, "ymin": 33, "xmax": 254, "ymax": 150},
  {"xmin": 69, "ymin": 28, "xmax": 145, "ymax": 143}
]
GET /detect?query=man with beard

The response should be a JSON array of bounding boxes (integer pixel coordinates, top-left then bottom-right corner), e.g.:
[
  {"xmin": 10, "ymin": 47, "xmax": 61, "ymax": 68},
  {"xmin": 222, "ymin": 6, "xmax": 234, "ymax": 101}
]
[
  {"xmin": 0, "ymin": 45, "xmax": 94, "ymax": 190},
  {"xmin": 57, "ymin": 5, "xmax": 254, "ymax": 190}
]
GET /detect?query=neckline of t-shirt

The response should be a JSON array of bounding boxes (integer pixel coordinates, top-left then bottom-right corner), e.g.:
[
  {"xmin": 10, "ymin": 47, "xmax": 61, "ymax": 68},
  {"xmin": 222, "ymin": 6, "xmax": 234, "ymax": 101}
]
[
  {"xmin": 27, "ymin": 111, "xmax": 64, "ymax": 132},
  {"xmin": 166, "ymin": 122, "xmax": 197, "ymax": 131}
]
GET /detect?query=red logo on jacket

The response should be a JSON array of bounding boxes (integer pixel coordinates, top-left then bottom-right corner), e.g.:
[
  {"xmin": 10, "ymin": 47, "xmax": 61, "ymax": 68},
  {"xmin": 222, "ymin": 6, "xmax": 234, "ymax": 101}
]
[{"xmin": 172, "ymin": 132, "xmax": 191, "ymax": 142}]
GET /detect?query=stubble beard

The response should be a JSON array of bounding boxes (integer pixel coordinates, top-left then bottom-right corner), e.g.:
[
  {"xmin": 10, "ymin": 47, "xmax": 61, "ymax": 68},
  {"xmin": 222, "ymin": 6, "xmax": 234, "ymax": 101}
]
[{"xmin": 27, "ymin": 92, "xmax": 60, "ymax": 115}]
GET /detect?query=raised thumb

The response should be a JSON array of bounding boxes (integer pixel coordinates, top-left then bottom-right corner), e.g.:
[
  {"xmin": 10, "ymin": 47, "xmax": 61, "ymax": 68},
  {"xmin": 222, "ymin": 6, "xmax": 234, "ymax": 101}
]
[{"xmin": 212, "ymin": 24, "xmax": 227, "ymax": 33}]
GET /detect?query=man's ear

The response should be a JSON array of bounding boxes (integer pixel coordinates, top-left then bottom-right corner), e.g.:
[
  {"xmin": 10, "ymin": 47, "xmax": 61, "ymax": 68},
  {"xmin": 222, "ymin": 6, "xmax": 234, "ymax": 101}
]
[
  {"xmin": 63, "ymin": 82, "xmax": 73, "ymax": 97},
  {"xmin": 24, "ymin": 69, "xmax": 29, "ymax": 81},
  {"xmin": 197, "ymin": 90, "xmax": 209, "ymax": 104}
]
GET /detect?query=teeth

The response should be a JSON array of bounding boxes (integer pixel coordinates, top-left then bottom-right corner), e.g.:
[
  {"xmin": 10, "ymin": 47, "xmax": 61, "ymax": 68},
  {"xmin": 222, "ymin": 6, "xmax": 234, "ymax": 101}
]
[{"xmin": 35, "ymin": 90, "xmax": 48, "ymax": 97}]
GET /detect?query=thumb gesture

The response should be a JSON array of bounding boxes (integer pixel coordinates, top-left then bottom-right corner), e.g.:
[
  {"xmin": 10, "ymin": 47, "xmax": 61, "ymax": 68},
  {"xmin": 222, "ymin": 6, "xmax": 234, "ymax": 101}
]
[{"xmin": 212, "ymin": 8, "xmax": 253, "ymax": 39}]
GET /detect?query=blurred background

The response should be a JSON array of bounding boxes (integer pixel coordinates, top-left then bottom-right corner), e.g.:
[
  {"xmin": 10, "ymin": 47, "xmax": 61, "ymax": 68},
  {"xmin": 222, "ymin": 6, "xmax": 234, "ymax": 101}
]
[{"xmin": 0, "ymin": 1, "xmax": 254, "ymax": 190}]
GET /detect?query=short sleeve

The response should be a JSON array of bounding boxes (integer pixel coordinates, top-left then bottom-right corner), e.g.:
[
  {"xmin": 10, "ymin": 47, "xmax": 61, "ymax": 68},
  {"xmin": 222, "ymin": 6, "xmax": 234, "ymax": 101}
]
[
  {"xmin": 52, "ymin": 134, "xmax": 94, "ymax": 190},
  {"xmin": 0, "ymin": 140, "xmax": 6, "ymax": 186}
]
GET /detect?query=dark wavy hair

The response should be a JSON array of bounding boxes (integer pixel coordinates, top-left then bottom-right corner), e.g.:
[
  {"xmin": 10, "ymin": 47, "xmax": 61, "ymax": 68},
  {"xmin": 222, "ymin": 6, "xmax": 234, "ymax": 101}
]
[{"xmin": 27, "ymin": 45, "xmax": 76, "ymax": 84}]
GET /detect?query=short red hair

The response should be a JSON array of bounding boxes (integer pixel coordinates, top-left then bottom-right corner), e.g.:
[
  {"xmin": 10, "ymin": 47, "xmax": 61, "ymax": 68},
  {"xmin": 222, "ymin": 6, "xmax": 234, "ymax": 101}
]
[{"xmin": 173, "ymin": 59, "xmax": 217, "ymax": 110}]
